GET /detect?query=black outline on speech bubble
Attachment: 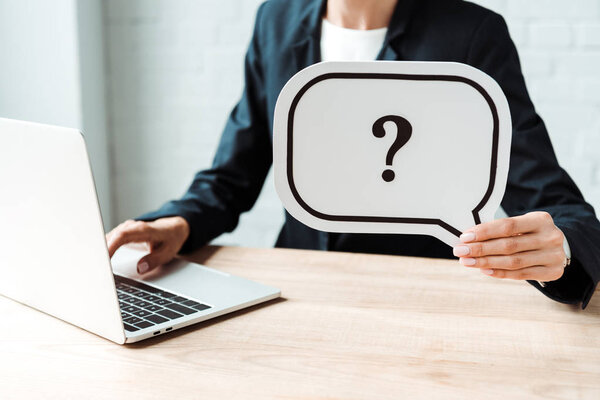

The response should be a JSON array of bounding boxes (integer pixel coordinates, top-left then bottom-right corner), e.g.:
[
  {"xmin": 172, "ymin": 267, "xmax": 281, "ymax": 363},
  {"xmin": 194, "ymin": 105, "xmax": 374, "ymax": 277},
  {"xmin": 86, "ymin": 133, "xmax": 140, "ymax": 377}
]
[{"xmin": 286, "ymin": 72, "xmax": 499, "ymax": 238}]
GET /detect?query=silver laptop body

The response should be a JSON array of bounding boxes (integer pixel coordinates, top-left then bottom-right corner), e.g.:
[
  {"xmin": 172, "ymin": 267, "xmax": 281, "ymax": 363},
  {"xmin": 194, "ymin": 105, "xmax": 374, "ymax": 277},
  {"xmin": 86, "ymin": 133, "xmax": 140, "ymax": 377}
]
[{"xmin": 0, "ymin": 118, "xmax": 280, "ymax": 344}]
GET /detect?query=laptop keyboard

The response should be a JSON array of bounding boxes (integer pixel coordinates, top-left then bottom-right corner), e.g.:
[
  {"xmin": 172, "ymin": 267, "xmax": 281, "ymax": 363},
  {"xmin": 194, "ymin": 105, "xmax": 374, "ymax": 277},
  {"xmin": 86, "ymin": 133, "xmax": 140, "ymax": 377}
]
[{"xmin": 114, "ymin": 275, "xmax": 211, "ymax": 332}]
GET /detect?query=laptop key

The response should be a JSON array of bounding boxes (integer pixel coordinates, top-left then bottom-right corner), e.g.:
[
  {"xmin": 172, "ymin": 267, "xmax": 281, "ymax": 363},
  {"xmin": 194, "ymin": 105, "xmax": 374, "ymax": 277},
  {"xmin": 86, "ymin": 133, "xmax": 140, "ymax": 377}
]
[
  {"xmin": 117, "ymin": 293, "xmax": 131, "ymax": 300},
  {"xmin": 135, "ymin": 291, "xmax": 152, "ymax": 299},
  {"xmin": 192, "ymin": 303, "xmax": 211, "ymax": 311},
  {"xmin": 154, "ymin": 299, "xmax": 172, "ymax": 306},
  {"xmin": 116, "ymin": 276, "xmax": 149, "ymax": 289},
  {"xmin": 128, "ymin": 281, "xmax": 160, "ymax": 294},
  {"xmin": 181, "ymin": 300, "xmax": 201, "ymax": 307},
  {"xmin": 123, "ymin": 297, "xmax": 139, "ymax": 304},
  {"xmin": 144, "ymin": 295, "xmax": 161, "ymax": 302},
  {"xmin": 131, "ymin": 310, "xmax": 152, "ymax": 318},
  {"xmin": 172, "ymin": 296, "xmax": 189, "ymax": 303},
  {"xmin": 165, "ymin": 303, "xmax": 197, "ymax": 315},
  {"xmin": 145, "ymin": 305, "xmax": 163, "ymax": 312},
  {"xmin": 116, "ymin": 274, "xmax": 180, "ymax": 301},
  {"xmin": 123, "ymin": 323, "xmax": 139, "ymax": 332},
  {"xmin": 157, "ymin": 309, "xmax": 184, "ymax": 319},
  {"xmin": 145, "ymin": 314, "xmax": 169, "ymax": 324},
  {"xmin": 134, "ymin": 321, "xmax": 154, "ymax": 329},
  {"xmin": 132, "ymin": 300, "xmax": 153, "ymax": 308},
  {"xmin": 121, "ymin": 311, "xmax": 129, "ymax": 318},
  {"xmin": 155, "ymin": 291, "xmax": 176, "ymax": 299},
  {"xmin": 122, "ymin": 305, "xmax": 141, "ymax": 313},
  {"xmin": 124, "ymin": 316, "xmax": 143, "ymax": 324}
]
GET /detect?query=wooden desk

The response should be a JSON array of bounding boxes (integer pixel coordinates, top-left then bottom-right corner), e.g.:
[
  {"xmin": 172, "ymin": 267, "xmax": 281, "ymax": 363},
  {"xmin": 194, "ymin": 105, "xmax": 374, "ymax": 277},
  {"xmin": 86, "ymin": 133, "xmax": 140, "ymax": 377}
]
[{"xmin": 1, "ymin": 246, "xmax": 599, "ymax": 399}]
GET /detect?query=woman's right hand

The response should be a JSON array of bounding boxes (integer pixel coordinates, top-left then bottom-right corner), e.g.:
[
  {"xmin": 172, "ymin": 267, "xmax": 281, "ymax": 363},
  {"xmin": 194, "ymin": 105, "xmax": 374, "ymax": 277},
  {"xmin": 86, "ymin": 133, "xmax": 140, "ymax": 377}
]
[{"xmin": 106, "ymin": 217, "xmax": 190, "ymax": 275}]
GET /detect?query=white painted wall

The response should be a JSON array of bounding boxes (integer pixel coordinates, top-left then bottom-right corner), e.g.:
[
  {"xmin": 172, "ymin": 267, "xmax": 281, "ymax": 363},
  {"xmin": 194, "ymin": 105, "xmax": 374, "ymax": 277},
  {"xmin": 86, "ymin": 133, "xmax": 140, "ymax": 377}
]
[
  {"xmin": 0, "ymin": 1, "xmax": 81, "ymax": 128},
  {"xmin": 77, "ymin": 0, "xmax": 112, "ymax": 229},
  {"xmin": 103, "ymin": 0, "xmax": 279, "ymax": 245},
  {"xmin": 0, "ymin": 0, "xmax": 112, "ymax": 229},
  {"xmin": 104, "ymin": 0, "xmax": 600, "ymax": 247}
]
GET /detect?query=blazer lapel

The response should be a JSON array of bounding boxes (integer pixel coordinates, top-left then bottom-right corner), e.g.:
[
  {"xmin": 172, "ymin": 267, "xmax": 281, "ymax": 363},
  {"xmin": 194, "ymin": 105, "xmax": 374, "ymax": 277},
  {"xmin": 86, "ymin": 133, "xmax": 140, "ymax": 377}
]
[
  {"xmin": 291, "ymin": 0, "xmax": 326, "ymax": 71},
  {"xmin": 292, "ymin": 37, "xmax": 321, "ymax": 71},
  {"xmin": 377, "ymin": 0, "xmax": 418, "ymax": 61}
]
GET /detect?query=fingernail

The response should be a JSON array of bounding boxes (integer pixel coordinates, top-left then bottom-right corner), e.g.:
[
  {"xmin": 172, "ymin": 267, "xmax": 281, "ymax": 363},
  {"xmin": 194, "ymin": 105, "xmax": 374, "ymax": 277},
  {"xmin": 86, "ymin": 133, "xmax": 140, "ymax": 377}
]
[
  {"xmin": 481, "ymin": 269, "xmax": 494, "ymax": 275},
  {"xmin": 453, "ymin": 245, "xmax": 471, "ymax": 257},
  {"xmin": 460, "ymin": 257, "xmax": 477, "ymax": 266},
  {"xmin": 138, "ymin": 262, "xmax": 149, "ymax": 274},
  {"xmin": 460, "ymin": 232, "xmax": 476, "ymax": 243}
]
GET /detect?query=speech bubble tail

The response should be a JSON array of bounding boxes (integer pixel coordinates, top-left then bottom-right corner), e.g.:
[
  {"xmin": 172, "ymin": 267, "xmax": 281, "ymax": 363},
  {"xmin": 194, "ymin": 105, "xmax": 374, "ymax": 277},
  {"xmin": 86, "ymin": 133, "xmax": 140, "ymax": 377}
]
[
  {"xmin": 434, "ymin": 223, "xmax": 463, "ymax": 247},
  {"xmin": 437, "ymin": 214, "xmax": 483, "ymax": 247}
]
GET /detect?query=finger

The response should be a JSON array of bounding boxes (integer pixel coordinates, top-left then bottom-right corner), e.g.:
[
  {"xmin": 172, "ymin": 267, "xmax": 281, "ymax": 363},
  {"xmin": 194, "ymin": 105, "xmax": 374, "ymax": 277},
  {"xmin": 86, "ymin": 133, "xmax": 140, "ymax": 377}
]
[
  {"xmin": 108, "ymin": 220, "xmax": 135, "ymax": 238},
  {"xmin": 459, "ymin": 249, "xmax": 564, "ymax": 270},
  {"xmin": 461, "ymin": 213, "xmax": 552, "ymax": 242},
  {"xmin": 106, "ymin": 220, "xmax": 135, "ymax": 247},
  {"xmin": 107, "ymin": 222, "xmax": 154, "ymax": 258},
  {"xmin": 137, "ymin": 249, "xmax": 175, "ymax": 274},
  {"xmin": 481, "ymin": 265, "xmax": 565, "ymax": 281},
  {"xmin": 128, "ymin": 242, "xmax": 151, "ymax": 252},
  {"xmin": 454, "ymin": 233, "xmax": 545, "ymax": 257}
]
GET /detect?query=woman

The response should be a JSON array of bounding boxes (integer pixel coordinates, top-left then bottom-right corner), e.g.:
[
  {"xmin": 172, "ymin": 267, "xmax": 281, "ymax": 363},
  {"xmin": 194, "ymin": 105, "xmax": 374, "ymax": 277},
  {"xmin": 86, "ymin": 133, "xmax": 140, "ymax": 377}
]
[{"xmin": 107, "ymin": 0, "xmax": 600, "ymax": 308}]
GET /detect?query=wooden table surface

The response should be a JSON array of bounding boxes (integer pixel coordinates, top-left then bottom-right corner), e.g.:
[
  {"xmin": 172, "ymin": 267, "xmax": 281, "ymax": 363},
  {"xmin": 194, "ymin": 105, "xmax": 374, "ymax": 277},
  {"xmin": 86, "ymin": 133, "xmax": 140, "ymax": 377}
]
[{"xmin": 1, "ymin": 245, "xmax": 599, "ymax": 399}]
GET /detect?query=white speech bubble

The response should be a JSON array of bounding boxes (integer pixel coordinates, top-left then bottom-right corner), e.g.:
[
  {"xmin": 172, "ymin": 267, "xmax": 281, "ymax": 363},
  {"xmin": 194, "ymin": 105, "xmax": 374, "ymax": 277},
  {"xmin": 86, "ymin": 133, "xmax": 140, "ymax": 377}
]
[{"xmin": 273, "ymin": 61, "xmax": 511, "ymax": 247}]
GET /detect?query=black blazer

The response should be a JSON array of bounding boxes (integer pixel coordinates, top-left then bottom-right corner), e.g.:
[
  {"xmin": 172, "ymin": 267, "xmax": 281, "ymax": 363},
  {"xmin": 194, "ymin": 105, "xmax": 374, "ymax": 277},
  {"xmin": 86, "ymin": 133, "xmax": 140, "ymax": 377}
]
[{"xmin": 140, "ymin": 0, "xmax": 600, "ymax": 307}]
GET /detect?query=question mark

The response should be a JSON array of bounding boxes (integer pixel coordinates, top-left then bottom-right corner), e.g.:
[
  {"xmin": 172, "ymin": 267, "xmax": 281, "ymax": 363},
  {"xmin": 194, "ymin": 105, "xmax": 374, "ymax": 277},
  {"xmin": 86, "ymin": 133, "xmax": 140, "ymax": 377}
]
[{"xmin": 372, "ymin": 115, "xmax": 413, "ymax": 182}]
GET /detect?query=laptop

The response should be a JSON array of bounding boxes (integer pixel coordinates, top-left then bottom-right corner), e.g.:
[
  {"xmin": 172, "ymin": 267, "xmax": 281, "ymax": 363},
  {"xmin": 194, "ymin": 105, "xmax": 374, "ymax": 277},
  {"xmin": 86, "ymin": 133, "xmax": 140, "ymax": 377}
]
[{"xmin": 0, "ymin": 117, "xmax": 281, "ymax": 344}]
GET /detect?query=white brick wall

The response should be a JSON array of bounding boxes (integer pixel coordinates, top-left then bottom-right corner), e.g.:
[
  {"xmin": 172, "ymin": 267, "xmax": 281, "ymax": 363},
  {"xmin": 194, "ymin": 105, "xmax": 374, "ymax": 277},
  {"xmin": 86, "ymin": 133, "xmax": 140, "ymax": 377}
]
[{"xmin": 104, "ymin": 0, "xmax": 600, "ymax": 248}]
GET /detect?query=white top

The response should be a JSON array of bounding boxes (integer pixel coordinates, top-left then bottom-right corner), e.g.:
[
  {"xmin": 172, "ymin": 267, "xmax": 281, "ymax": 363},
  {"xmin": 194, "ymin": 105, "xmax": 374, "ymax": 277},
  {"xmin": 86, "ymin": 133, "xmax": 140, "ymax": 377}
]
[{"xmin": 320, "ymin": 18, "xmax": 388, "ymax": 62}]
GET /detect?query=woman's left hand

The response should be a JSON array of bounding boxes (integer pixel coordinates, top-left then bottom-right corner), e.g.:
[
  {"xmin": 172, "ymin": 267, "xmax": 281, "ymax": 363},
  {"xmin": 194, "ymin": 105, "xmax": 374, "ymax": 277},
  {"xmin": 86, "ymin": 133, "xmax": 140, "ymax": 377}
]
[{"xmin": 453, "ymin": 211, "xmax": 567, "ymax": 281}]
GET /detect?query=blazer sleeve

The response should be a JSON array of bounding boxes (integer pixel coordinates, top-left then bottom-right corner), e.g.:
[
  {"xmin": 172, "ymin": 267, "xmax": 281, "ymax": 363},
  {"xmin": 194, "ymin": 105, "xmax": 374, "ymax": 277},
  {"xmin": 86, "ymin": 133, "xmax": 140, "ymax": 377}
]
[
  {"xmin": 466, "ymin": 12, "xmax": 600, "ymax": 308},
  {"xmin": 137, "ymin": 4, "xmax": 271, "ymax": 253}
]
